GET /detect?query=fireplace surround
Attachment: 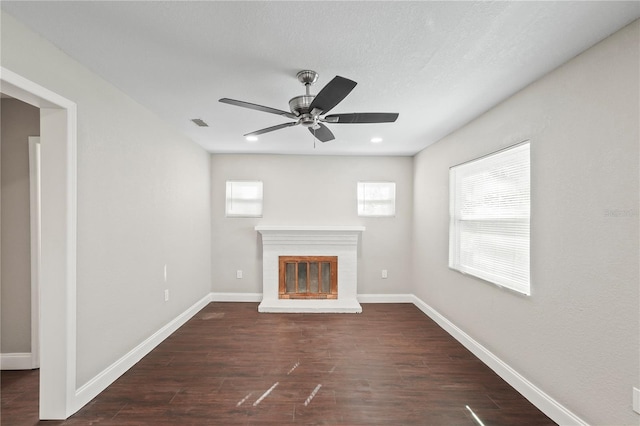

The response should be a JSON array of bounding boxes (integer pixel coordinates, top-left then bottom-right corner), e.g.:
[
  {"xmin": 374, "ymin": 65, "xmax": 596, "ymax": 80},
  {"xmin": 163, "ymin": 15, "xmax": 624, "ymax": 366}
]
[{"xmin": 255, "ymin": 226, "xmax": 364, "ymax": 313}]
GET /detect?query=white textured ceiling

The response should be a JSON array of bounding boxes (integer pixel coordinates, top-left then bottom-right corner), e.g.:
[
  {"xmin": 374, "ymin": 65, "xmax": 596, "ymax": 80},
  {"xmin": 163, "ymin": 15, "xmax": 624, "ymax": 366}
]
[{"xmin": 2, "ymin": 1, "xmax": 638, "ymax": 156}]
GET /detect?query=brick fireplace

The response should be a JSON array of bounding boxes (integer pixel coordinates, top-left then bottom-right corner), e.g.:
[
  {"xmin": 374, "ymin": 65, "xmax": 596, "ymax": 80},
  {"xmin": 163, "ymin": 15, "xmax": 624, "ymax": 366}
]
[{"xmin": 255, "ymin": 226, "xmax": 364, "ymax": 313}]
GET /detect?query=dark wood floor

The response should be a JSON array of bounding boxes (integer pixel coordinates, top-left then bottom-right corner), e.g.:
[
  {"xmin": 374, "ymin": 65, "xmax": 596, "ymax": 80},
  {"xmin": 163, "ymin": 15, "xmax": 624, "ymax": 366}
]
[{"xmin": 1, "ymin": 302, "xmax": 555, "ymax": 425}]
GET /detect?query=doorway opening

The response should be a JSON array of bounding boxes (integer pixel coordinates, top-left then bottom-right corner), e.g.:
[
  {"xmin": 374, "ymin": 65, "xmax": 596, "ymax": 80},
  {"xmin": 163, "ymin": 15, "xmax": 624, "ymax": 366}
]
[{"xmin": 1, "ymin": 67, "xmax": 77, "ymax": 420}]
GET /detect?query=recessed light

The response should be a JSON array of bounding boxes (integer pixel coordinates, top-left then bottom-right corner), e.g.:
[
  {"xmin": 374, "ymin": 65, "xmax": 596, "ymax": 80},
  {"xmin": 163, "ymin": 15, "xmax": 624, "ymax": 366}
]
[
  {"xmin": 370, "ymin": 137, "xmax": 383, "ymax": 143},
  {"xmin": 246, "ymin": 136, "xmax": 258, "ymax": 142}
]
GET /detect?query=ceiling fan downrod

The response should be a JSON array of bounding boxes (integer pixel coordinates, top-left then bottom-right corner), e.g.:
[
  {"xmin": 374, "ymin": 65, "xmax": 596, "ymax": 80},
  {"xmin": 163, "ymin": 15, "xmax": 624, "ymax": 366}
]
[{"xmin": 296, "ymin": 69, "xmax": 318, "ymax": 96}]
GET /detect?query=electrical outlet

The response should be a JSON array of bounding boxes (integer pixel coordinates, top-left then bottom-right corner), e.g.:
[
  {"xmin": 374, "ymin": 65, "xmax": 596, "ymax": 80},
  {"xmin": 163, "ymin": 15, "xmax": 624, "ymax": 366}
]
[
  {"xmin": 382, "ymin": 269, "xmax": 388, "ymax": 279},
  {"xmin": 164, "ymin": 289, "xmax": 169, "ymax": 302},
  {"xmin": 633, "ymin": 387, "xmax": 640, "ymax": 414},
  {"xmin": 236, "ymin": 270, "xmax": 243, "ymax": 279}
]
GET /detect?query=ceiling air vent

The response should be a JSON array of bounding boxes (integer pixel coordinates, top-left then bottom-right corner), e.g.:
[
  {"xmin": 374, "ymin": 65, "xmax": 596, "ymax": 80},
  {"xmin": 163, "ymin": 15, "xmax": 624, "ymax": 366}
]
[{"xmin": 191, "ymin": 118, "xmax": 209, "ymax": 127}]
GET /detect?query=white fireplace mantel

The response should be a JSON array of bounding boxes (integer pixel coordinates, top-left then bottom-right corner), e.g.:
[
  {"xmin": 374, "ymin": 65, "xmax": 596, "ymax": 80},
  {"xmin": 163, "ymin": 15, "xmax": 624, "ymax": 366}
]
[{"xmin": 255, "ymin": 225, "xmax": 365, "ymax": 313}]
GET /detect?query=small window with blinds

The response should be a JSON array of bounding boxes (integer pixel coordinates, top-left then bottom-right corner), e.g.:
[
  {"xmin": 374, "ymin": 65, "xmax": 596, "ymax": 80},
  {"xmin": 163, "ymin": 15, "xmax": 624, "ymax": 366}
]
[
  {"xmin": 449, "ymin": 142, "xmax": 530, "ymax": 295},
  {"xmin": 226, "ymin": 181, "xmax": 263, "ymax": 217},
  {"xmin": 357, "ymin": 182, "xmax": 396, "ymax": 217}
]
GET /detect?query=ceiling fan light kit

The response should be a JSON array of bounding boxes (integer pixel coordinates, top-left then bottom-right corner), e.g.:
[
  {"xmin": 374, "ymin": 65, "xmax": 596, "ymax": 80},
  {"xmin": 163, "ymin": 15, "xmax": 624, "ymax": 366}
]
[{"xmin": 219, "ymin": 70, "xmax": 399, "ymax": 143}]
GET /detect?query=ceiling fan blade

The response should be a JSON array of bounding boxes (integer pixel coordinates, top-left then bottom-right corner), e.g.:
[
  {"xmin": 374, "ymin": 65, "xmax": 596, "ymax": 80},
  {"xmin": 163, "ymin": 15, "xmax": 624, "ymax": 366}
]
[
  {"xmin": 307, "ymin": 76, "xmax": 357, "ymax": 115},
  {"xmin": 219, "ymin": 98, "xmax": 298, "ymax": 120},
  {"xmin": 323, "ymin": 112, "xmax": 399, "ymax": 124},
  {"xmin": 309, "ymin": 123, "xmax": 335, "ymax": 143},
  {"xmin": 244, "ymin": 122, "xmax": 298, "ymax": 137}
]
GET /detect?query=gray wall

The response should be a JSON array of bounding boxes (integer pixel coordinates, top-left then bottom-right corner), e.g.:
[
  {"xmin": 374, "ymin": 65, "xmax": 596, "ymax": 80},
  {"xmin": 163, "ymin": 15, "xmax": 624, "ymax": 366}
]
[
  {"xmin": 210, "ymin": 154, "xmax": 413, "ymax": 295},
  {"xmin": 1, "ymin": 98, "xmax": 39, "ymax": 354},
  {"xmin": 412, "ymin": 21, "xmax": 639, "ymax": 425},
  {"xmin": 2, "ymin": 11, "xmax": 212, "ymax": 387}
]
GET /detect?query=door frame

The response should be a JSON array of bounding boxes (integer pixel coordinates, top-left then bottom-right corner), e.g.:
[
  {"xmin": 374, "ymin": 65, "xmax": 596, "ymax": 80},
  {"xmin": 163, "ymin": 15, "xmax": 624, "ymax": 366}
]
[
  {"xmin": 1, "ymin": 67, "xmax": 77, "ymax": 420},
  {"xmin": 28, "ymin": 136, "xmax": 41, "ymax": 369}
]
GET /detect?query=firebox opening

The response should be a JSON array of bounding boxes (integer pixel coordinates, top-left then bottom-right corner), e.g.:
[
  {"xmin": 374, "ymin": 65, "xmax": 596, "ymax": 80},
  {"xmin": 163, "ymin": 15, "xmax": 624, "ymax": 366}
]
[{"xmin": 279, "ymin": 256, "xmax": 338, "ymax": 299}]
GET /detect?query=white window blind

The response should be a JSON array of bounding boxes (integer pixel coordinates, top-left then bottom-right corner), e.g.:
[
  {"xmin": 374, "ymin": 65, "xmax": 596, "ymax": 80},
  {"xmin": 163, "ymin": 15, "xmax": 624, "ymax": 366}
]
[
  {"xmin": 357, "ymin": 182, "xmax": 396, "ymax": 217},
  {"xmin": 449, "ymin": 142, "xmax": 530, "ymax": 295},
  {"xmin": 226, "ymin": 181, "xmax": 263, "ymax": 217}
]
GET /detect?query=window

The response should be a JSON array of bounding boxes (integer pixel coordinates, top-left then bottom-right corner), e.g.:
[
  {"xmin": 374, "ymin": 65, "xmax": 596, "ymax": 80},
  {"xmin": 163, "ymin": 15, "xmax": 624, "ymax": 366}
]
[
  {"xmin": 449, "ymin": 142, "xmax": 530, "ymax": 295},
  {"xmin": 357, "ymin": 182, "xmax": 396, "ymax": 217},
  {"xmin": 225, "ymin": 181, "xmax": 263, "ymax": 217}
]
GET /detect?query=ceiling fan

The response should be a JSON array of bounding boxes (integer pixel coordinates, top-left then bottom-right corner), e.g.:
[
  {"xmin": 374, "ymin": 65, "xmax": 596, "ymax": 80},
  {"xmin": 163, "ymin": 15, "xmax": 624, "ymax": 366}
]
[{"xmin": 219, "ymin": 70, "xmax": 399, "ymax": 143}]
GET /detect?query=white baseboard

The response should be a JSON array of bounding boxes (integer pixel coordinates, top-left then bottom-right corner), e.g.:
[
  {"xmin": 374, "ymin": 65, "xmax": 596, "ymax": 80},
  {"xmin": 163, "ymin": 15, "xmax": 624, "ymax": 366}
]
[
  {"xmin": 358, "ymin": 293, "xmax": 414, "ymax": 303},
  {"xmin": 1, "ymin": 352, "xmax": 33, "ymax": 370},
  {"xmin": 410, "ymin": 295, "xmax": 587, "ymax": 426},
  {"xmin": 72, "ymin": 293, "xmax": 213, "ymax": 413},
  {"xmin": 211, "ymin": 292, "xmax": 262, "ymax": 302}
]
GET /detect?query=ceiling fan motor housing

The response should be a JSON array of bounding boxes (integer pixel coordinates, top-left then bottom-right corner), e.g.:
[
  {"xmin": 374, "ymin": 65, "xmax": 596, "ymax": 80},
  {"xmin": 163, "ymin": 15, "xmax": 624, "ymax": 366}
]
[
  {"xmin": 289, "ymin": 95, "xmax": 315, "ymax": 126},
  {"xmin": 288, "ymin": 95, "xmax": 313, "ymax": 115}
]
